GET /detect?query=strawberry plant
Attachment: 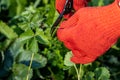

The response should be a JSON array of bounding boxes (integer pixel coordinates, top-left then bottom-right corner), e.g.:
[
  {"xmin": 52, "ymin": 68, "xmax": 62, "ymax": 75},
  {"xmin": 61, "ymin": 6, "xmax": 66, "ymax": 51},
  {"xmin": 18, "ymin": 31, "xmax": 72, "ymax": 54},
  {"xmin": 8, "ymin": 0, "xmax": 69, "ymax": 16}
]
[{"xmin": 0, "ymin": 0, "xmax": 120, "ymax": 80}]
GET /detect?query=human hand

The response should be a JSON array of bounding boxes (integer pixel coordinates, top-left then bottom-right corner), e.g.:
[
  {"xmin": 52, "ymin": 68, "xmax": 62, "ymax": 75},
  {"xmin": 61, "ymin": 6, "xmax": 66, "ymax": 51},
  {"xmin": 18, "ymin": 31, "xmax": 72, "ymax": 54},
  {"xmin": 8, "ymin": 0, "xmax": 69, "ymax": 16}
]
[{"xmin": 57, "ymin": 0, "xmax": 120, "ymax": 64}]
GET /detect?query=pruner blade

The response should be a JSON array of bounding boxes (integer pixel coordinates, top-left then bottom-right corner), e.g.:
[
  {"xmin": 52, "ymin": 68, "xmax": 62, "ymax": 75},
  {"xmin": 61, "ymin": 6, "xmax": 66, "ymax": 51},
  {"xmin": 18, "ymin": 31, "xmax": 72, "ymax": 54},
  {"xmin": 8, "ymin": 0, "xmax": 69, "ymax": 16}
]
[{"xmin": 50, "ymin": 0, "xmax": 73, "ymax": 37}]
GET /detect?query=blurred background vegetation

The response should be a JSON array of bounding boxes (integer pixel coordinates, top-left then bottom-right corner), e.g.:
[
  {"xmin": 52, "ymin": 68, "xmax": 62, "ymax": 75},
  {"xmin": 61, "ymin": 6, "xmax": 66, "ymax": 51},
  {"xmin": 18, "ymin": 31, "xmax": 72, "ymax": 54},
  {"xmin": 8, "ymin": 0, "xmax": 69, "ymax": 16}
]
[{"xmin": 1, "ymin": 0, "xmax": 120, "ymax": 80}]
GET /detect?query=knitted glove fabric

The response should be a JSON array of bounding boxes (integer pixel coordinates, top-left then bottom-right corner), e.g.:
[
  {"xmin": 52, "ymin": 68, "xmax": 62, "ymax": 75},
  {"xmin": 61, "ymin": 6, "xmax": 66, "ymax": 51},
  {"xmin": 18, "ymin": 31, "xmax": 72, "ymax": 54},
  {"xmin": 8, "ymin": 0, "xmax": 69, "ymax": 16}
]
[
  {"xmin": 57, "ymin": 0, "xmax": 120, "ymax": 64},
  {"xmin": 55, "ymin": 0, "xmax": 90, "ymax": 19}
]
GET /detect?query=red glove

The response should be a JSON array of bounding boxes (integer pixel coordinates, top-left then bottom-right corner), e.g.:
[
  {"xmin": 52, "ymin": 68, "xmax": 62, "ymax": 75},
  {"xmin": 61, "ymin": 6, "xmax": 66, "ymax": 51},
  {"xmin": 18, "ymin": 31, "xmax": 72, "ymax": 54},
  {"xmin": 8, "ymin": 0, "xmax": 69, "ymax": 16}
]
[
  {"xmin": 55, "ymin": 0, "xmax": 91, "ymax": 19},
  {"xmin": 57, "ymin": 0, "xmax": 120, "ymax": 64}
]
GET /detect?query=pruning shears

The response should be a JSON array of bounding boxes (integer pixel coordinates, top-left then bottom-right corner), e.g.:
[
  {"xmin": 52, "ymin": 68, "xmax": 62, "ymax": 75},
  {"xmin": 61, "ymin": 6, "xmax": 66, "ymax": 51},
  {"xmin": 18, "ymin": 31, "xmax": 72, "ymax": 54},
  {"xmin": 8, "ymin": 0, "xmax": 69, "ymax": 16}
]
[{"xmin": 50, "ymin": 0, "xmax": 73, "ymax": 37}]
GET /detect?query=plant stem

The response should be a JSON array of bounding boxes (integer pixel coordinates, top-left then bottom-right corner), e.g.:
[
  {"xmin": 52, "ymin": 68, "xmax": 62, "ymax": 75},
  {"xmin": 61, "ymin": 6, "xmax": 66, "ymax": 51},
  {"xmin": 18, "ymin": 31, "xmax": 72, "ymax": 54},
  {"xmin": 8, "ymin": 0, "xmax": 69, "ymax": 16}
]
[
  {"xmin": 74, "ymin": 64, "xmax": 80, "ymax": 80},
  {"xmin": 79, "ymin": 64, "xmax": 82, "ymax": 80},
  {"xmin": 74, "ymin": 64, "xmax": 83, "ymax": 80},
  {"xmin": 26, "ymin": 53, "xmax": 34, "ymax": 80}
]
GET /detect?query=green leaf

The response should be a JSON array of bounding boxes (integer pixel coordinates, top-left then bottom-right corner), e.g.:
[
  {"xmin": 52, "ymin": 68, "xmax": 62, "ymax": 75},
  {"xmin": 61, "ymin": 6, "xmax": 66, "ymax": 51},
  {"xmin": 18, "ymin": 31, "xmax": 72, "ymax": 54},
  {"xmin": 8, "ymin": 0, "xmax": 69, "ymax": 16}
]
[
  {"xmin": 45, "ymin": 0, "xmax": 56, "ymax": 26},
  {"xmin": 29, "ymin": 38, "xmax": 38, "ymax": 53},
  {"xmin": 18, "ymin": 22, "xmax": 30, "ymax": 31},
  {"xmin": 84, "ymin": 72, "xmax": 95, "ymax": 80},
  {"xmin": 33, "ymin": 53, "xmax": 47, "ymax": 68},
  {"xmin": 9, "ymin": 63, "xmax": 33, "ymax": 80},
  {"xmin": 48, "ymin": 67, "xmax": 64, "ymax": 80},
  {"xmin": 53, "ymin": 70, "xmax": 64, "ymax": 80},
  {"xmin": 16, "ymin": 0, "xmax": 27, "ymax": 15},
  {"xmin": 9, "ymin": 29, "xmax": 34, "ymax": 59},
  {"xmin": 18, "ymin": 50, "xmax": 47, "ymax": 69},
  {"xmin": 67, "ymin": 66, "xmax": 77, "ymax": 76},
  {"xmin": 98, "ymin": 0, "xmax": 104, "ymax": 6},
  {"xmin": 0, "ymin": 0, "xmax": 11, "ymax": 9},
  {"xmin": 64, "ymin": 51, "xmax": 74, "ymax": 66},
  {"xmin": 108, "ymin": 56, "xmax": 119, "ymax": 64},
  {"xmin": 19, "ymin": 29, "xmax": 34, "ymax": 42},
  {"xmin": 0, "ymin": 50, "xmax": 13, "ymax": 77},
  {"xmin": 94, "ymin": 67, "xmax": 110, "ymax": 80},
  {"xmin": 0, "ymin": 39, "xmax": 11, "ymax": 51},
  {"xmin": 9, "ymin": 41, "xmax": 23, "ymax": 60},
  {"xmin": 35, "ymin": 28, "xmax": 49, "ymax": 45},
  {"xmin": 8, "ymin": 0, "xmax": 27, "ymax": 17},
  {"xmin": 0, "ymin": 21, "xmax": 18, "ymax": 39},
  {"xmin": 43, "ymin": 0, "xmax": 49, "ymax": 4}
]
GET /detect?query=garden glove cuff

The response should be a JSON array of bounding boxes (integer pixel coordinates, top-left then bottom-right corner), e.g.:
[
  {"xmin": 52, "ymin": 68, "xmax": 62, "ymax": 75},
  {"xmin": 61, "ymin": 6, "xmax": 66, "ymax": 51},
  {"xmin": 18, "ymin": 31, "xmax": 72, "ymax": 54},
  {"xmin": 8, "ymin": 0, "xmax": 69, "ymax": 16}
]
[{"xmin": 57, "ymin": 0, "xmax": 120, "ymax": 64}]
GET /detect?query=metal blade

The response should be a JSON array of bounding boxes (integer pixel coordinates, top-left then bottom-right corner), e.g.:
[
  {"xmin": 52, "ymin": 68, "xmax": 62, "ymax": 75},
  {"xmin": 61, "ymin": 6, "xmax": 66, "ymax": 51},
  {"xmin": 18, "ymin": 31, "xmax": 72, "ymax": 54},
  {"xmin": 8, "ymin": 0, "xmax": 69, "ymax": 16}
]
[{"xmin": 50, "ymin": 0, "xmax": 73, "ymax": 37}]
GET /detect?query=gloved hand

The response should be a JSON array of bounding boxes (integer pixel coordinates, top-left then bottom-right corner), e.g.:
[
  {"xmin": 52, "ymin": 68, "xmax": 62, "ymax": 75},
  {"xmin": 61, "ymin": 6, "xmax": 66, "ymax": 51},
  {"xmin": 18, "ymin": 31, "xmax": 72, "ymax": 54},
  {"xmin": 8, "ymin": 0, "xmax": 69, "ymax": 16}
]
[
  {"xmin": 55, "ymin": 0, "xmax": 91, "ymax": 19},
  {"xmin": 57, "ymin": 0, "xmax": 120, "ymax": 64}
]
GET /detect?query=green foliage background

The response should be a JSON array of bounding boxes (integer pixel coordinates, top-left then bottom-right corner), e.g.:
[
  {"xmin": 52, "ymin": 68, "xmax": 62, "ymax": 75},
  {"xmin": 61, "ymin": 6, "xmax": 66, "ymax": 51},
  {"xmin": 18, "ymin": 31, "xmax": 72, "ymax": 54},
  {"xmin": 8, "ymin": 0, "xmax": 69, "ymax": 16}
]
[{"xmin": 0, "ymin": 0, "xmax": 120, "ymax": 80}]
